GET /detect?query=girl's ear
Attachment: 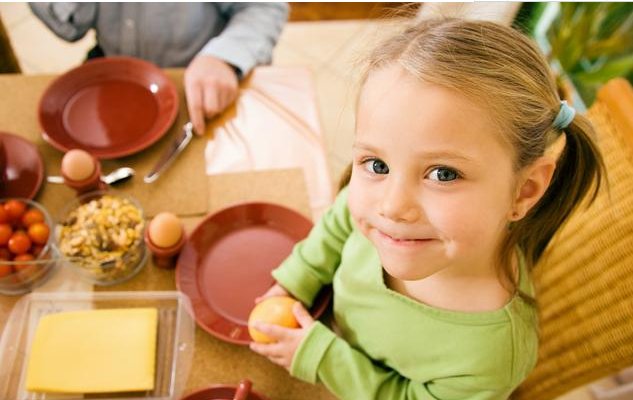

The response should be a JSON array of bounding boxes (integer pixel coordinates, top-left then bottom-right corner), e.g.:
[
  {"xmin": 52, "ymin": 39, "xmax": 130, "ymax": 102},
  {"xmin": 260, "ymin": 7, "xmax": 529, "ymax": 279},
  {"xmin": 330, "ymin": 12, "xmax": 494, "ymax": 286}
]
[{"xmin": 509, "ymin": 156, "xmax": 557, "ymax": 221}]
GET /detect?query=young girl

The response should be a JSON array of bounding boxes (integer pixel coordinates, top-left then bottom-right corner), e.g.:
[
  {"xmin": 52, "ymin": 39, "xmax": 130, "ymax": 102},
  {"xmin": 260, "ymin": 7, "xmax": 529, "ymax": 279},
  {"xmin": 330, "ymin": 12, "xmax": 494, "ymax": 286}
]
[{"xmin": 250, "ymin": 19, "xmax": 605, "ymax": 399}]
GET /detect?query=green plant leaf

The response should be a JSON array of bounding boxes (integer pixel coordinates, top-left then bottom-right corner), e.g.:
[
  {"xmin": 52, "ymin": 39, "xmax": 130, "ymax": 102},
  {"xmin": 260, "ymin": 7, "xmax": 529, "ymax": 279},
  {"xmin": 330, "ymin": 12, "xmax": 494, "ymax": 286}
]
[
  {"xmin": 574, "ymin": 53, "xmax": 633, "ymax": 84},
  {"xmin": 541, "ymin": 2, "xmax": 633, "ymax": 105}
]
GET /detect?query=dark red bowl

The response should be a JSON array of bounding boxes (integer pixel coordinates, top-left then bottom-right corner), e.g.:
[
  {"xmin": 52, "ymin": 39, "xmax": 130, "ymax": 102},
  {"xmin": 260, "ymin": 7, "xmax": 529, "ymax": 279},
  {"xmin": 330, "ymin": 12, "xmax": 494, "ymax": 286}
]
[
  {"xmin": 0, "ymin": 132, "xmax": 44, "ymax": 199},
  {"xmin": 181, "ymin": 384, "xmax": 268, "ymax": 400}
]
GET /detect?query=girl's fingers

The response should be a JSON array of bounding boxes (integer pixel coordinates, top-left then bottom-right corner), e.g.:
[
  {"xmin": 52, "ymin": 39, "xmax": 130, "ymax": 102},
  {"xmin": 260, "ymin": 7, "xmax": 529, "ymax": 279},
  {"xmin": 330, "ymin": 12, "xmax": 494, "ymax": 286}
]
[
  {"xmin": 249, "ymin": 343, "xmax": 290, "ymax": 369},
  {"xmin": 293, "ymin": 302, "xmax": 314, "ymax": 328},
  {"xmin": 249, "ymin": 340, "xmax": 285, "ymax": 358},
  {"xmin": 251, "ymin": 322, "xmax": 289, "ymax": 341},
  {"xmin": 254, "ymin": 284, "xmax": 289, "ymax": 303},
  {"xmin": 269, "ymin": 355, "xmax": 289, "ymax": 368},
  {"xmin": 249, "ymin": 341, "xmax": 273, "ymax": 356}
]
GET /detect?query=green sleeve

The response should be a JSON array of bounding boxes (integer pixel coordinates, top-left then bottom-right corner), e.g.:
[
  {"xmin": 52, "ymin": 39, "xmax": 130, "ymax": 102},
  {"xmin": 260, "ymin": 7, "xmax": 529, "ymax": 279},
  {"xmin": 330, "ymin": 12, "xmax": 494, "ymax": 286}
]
[
  {"xmin": 272, "ymin": 188, "xmax": 353, "ymax": 307},
  {"xmin": 291, "ymin": 323, "xmax": 514, "ymax": 400}
]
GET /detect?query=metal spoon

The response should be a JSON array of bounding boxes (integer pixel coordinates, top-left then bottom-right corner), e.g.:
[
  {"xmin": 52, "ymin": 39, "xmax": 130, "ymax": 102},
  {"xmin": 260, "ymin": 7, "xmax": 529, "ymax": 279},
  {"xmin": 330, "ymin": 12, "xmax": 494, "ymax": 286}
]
[{"xmin": 46, "ymin": 167, "xmax": 135, "ymax": 185}]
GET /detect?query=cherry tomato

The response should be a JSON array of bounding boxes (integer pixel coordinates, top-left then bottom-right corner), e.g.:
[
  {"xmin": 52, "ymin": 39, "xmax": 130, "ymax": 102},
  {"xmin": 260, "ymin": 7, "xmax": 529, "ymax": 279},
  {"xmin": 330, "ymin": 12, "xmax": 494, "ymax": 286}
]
[
  {"xmin": 0, "ymin": 206, "xmax": 8, "ymax": 224},
  {"xmin": 3, "ymin": 200, "xmax": 27, "ymax": 222},
  {"xmin": 0, "ymin": 264, "xmax": 12, "ymax": 278},
  {"xmin": 0, "ymin": 224, "xmax": 12, "ymax": 246},
  {"xmin": 27, "ymin": 223, "xmax": 50, "ymax": 245},
  {"xmin": 8, "ymin": 231, "xmax": 31, "ymax": 255},
  {"xmin": 22, "ymin": 208, "xmax": 45, "ymax": 227},
  {"xmin": 31, "ymin": 244, "xmax": 45, "ymax": 257},
  {"xmin": 14, "ymin": 253, "xmax": 35, "ymax": 271},
  {"xmin": 0, "ymin": 247, "xmax": 14, "ymax": 279},
  {"xmin": 0, "ymin": 247, "xmax": 11, "ymax": 261}
]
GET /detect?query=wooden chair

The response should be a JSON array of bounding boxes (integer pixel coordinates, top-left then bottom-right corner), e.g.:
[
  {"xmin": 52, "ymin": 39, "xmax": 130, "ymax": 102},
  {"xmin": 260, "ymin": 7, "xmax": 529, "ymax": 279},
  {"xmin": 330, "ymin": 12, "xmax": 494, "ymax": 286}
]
[
  {"xmin": 0, "ymin": 16, "xmax": 21, "ymax": 73},
  {"xmin": 513, "ymin": 78, "xmax": 633, "ymax": 399}
]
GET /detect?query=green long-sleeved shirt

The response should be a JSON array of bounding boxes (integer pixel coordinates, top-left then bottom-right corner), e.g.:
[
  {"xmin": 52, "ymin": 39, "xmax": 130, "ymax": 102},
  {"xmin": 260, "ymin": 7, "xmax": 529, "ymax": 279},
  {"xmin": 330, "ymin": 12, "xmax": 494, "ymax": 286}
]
[{"xmin": 272, "ymin": 188, "xmax": 538, "ymax": 400}]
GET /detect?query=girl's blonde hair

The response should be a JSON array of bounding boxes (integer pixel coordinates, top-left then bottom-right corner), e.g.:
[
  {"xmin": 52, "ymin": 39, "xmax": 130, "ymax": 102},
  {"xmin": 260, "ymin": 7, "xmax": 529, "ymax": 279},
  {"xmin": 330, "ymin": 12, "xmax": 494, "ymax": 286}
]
[{"xmin": 341, "ymin": 18, "xmax": 605, "ymax": 297}]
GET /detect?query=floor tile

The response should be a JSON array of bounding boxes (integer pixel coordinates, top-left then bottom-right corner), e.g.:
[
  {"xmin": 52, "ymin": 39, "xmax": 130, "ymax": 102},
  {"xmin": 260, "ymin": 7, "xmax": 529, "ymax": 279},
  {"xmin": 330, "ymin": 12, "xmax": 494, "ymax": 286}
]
[
  {"xmin": 0, "ymin": 2, "xmax": 30, "ymax": 28},
  {"xmin": 276, "ymin": 20, "xmax": 369, "ymax": 68},
  {"xmin": 8, "ymin": 16, "xmax": 94, "ymax": 74},
  {"xmin": 317, "ymin": 19, "xmax": 405, "ymax": 80},
  {"xmin": 272, "ymin": 40, "xmax": 319, "ymax": 69},
  {"xmin": 311, "ymin": 65, "xmax": 357, "ymax": 161}
]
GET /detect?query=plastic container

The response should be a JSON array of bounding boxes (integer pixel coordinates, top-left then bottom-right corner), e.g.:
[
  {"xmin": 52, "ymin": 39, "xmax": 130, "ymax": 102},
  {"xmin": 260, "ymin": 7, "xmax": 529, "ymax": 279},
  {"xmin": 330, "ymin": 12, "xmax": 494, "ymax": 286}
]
[
  {"xmin": 55, "ymin": 190, "xmax": 147, "ymax": 285},
  {"xmin": 0, "ymin": 291, "xmax": 195, "ymax": 400},
  {"xmin": 0, "ymin": 198, "xmax": 58, "ymax": 295}
]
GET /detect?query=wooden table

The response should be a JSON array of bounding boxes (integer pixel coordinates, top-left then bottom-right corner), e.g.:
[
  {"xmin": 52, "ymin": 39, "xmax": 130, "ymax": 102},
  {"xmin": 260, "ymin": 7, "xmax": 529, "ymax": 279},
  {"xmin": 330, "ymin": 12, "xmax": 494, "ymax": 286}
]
[{"xmin": 0, "ymin": 70, "xmax": 336, "ymax": 400}]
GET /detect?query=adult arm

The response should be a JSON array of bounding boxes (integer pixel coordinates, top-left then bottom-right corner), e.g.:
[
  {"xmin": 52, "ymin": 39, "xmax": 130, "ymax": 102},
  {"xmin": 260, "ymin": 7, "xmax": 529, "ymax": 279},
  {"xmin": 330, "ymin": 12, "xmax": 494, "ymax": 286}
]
[
  {"xmin": 29, "ymin": 3, "xmax": 97, "ymax": 42},
  {"xmin": 185, "ymin": 3, "xmax": 289, "ymax": 134},
  {"xmin": 200, "ymin": 2, "xmax": 288, "ymax": 77}
]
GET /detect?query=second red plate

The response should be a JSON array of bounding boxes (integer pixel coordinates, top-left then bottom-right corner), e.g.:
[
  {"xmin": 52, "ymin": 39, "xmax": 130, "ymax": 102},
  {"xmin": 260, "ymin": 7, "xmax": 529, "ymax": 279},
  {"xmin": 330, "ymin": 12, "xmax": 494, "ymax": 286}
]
[
  {"xmin": 176, "ymin": 203, "xmax": 330, "ymax": 345},
  {"xmin": 38, "ymin": 56, "xmax": 178, "ymax": 159}
]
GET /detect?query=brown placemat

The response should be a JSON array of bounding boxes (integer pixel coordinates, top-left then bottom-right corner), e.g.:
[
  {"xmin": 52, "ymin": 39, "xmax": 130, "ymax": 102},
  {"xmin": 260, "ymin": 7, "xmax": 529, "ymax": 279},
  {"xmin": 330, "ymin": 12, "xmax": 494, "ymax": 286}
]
[
  {"xmin": 99, "ymin": 167, "xmax": 312, "ymax": 293},
  {"xmin": 207, "ymin": 168, "xmax": 312, "ymax": 220},
  {"xmin": 0, "ymin": 70, "xmax": 208, "ymax": 218}
]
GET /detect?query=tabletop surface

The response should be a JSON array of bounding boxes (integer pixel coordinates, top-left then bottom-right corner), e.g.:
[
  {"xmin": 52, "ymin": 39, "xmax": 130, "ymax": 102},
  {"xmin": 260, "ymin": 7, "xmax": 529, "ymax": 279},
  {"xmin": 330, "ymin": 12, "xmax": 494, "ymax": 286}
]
[{"xmin": 0, "ymin": 68, "xmax": 336, "ymax": 400}]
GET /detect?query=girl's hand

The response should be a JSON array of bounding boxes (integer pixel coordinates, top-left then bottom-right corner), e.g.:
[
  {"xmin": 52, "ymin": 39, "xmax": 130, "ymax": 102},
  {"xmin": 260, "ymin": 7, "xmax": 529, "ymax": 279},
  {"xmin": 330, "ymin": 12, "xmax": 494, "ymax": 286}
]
[
  {"xmin": 249, "ymin": 301, "xmax": 315, "ymax": 370},
  {"xmin": 255, "ymin": 283, "xmax": 290, "ymax": 303}
]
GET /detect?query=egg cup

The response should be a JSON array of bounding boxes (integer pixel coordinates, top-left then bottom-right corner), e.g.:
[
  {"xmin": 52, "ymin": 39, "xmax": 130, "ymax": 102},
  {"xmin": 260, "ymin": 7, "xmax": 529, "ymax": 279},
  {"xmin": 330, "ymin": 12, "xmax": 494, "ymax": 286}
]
[
  {"xmin": 144, "ymin": 227, "xmax": 186, "ymax": 269},
  {"xmin": 62, "ymin": 156, "xmax": 106, "ymax": 195}
]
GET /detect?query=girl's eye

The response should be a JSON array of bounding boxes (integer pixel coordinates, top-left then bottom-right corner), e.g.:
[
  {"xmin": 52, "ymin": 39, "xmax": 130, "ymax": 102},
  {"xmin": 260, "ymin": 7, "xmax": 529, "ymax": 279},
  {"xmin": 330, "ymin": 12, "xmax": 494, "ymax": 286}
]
[
  {"xmin": 427, "ymin": 167, "xmax": 459, "ymax": 182},
  {"xmin": 363, "ymin": 159, "xmax": 389, "ymax": 175}
]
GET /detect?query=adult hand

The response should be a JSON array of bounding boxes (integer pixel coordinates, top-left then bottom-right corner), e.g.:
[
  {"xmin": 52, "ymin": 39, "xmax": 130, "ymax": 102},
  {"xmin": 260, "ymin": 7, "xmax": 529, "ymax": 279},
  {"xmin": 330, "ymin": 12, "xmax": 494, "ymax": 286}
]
[
  {"xmin": 184, "ymin": 55, "xmax": 239, "ymax": 135},
  {"xmin": 249, "ymin": 302, "xmax": 315, "ymax": 370}
]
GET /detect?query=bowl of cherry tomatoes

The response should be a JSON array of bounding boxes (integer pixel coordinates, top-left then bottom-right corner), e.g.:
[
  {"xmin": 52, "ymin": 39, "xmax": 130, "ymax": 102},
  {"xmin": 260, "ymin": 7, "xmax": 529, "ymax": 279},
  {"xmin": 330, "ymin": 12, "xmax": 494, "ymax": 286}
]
[{"xmin": 0, "ymin": 198, "xmax": 57, "ymax": 295}]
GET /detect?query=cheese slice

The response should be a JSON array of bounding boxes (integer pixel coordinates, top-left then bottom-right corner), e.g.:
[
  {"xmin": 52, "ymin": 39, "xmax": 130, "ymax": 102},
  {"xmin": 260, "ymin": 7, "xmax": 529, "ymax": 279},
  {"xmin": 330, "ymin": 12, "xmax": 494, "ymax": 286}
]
[{"xmin": 25, "ymin": 308, "xmax": 158, "ymax": 393}]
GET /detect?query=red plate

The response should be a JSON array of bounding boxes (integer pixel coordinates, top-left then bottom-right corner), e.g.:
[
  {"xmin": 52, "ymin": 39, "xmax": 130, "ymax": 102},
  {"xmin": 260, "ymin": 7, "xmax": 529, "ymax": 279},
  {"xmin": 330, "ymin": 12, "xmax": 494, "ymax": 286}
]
[
  {"xmin": 176, "ymin": 203, "xmax": 331, "ymax": 345},
  {"xmin": 0, "ymin": 132, "xmax": 44, "ymax": 199},
  {"xmin": 181, "ymin": 385, "xmax": 268, "ymax": 400},
  {"xmin": 38, "ymin": 56, "xmax": 178, "ymax": 159}
]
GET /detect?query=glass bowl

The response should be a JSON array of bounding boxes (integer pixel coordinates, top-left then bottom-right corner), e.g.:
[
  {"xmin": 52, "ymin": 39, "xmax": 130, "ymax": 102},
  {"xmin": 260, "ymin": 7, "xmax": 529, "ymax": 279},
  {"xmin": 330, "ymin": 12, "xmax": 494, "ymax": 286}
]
[
  {"xmin": 0, "ymin": 198, "xmax": 58, "ymax": 296},
  {"xmin": 55, "ymin": 190, "xmax": 147, "ymax": 286}
]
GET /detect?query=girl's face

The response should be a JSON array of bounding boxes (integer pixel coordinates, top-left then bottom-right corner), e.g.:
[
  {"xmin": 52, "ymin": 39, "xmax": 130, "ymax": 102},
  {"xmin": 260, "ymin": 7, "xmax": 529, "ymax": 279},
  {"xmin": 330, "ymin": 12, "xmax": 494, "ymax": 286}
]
[{"xmin": 349, "ymin": 65, "xmax": 518, "ymax": 282}]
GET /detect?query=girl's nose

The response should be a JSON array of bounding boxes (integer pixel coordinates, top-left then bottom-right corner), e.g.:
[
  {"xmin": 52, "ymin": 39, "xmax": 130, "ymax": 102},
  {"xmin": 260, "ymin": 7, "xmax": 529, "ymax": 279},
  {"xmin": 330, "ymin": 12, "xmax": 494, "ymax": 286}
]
[{"xmin": 379, "ymin": 181, "xmax": 420, "ymax": 223}]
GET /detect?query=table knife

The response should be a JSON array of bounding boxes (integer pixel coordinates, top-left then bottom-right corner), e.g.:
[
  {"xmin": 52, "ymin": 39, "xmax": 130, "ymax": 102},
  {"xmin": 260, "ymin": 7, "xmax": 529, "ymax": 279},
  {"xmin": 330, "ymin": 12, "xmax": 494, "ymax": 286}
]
[{"xmin": 143, "ymin": 121, "xmax": 194, "ymax": 183}]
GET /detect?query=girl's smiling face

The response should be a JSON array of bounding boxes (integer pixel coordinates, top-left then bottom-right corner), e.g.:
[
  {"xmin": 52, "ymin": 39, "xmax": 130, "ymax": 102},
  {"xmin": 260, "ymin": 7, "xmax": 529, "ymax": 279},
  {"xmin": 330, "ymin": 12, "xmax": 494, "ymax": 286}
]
[{"xmin": 349, "ymin": 65, "xmax": 519, "ymax": 282}]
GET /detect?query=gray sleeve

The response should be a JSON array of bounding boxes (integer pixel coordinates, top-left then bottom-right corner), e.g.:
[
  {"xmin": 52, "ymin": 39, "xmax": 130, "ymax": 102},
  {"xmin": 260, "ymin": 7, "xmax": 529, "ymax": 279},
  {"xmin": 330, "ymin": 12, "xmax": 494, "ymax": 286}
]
[
  {"xmin": 197, "ymin": 2, "xmax": 289, "ymax": 77},
  {"xmin": 29, "ymin": 2, "xmax": 97, "ymax": 42}
]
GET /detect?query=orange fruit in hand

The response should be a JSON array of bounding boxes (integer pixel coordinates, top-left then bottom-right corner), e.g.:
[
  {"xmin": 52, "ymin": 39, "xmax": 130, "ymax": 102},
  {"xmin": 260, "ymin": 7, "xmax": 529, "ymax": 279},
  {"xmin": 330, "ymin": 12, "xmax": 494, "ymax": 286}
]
[{"xmin": 248, "ymin": 296, "xmax": 299, "ymax": 343}]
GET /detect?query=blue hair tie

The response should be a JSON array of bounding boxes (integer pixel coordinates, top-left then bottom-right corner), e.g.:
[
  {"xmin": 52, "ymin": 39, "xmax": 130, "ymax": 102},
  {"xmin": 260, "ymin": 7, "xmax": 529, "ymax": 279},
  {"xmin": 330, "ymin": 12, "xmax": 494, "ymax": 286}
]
[{"xmin": 553, "ymin": 100, "xmax": 576, "ymax": 130}]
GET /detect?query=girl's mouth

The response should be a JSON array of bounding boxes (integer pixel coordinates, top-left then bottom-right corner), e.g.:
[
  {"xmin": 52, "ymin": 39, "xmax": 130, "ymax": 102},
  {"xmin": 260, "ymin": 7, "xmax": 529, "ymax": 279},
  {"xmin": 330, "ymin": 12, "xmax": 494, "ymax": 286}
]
[{"xmin": 375, "ymin": 229, "xmax": 434, "ymax": 247}]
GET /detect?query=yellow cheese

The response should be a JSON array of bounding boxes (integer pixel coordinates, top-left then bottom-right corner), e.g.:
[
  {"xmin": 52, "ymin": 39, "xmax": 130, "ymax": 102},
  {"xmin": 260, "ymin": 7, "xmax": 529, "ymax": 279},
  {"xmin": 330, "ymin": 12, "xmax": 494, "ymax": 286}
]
[{"xmin": 25, "ymin": 308, "xmax": 158, "ymax": 393}]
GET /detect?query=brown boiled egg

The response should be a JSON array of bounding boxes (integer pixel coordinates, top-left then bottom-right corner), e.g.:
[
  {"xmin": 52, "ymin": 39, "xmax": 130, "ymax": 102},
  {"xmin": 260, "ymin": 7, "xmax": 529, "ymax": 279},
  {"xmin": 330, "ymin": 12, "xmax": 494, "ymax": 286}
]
[
  {"xmin": 148, "ymin": 212, "xmax": 183, "ymax": 248},
  {"xmin": 61, "ymin": 149, "xmax": 95, "ymax": 181}
]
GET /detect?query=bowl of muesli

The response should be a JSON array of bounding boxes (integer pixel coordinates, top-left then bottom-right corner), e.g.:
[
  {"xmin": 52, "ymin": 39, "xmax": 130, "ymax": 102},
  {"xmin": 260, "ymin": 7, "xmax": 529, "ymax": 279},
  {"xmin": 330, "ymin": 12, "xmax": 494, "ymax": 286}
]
[{"xmin": 55, "ymin": 190, "xmax": 147, "ymax": 285}]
